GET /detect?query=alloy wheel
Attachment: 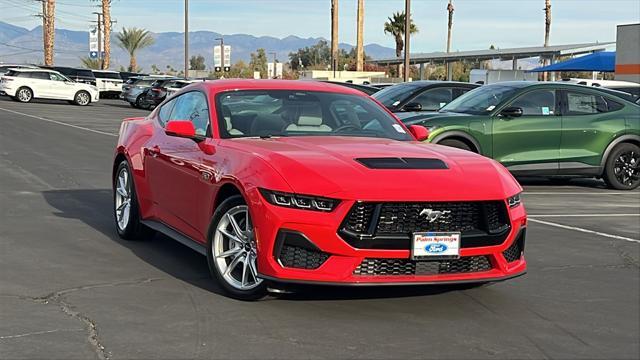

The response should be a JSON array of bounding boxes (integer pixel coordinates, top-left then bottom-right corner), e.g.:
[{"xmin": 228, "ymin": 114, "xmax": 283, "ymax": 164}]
[
  {"xmin": 76, "ymin": 92, "xmax": 90, "ymax": 105},
  {"xmin": 613, "ymin": 150, "xmax": 639, "ymax": 187},
  {"xmin": 114, "ymin": 167, "xmax": 131, "ymax": 231},
  {"xmin": 17, "ymin": 88, "xmax": 31, "ymax": 102},
  {"xmin": 213, "ymin": 205, "xmax": 262, "ymax": 291}
]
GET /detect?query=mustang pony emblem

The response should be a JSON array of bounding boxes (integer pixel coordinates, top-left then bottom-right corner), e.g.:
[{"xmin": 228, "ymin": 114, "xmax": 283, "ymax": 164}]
[{"xmin": 419, "ymin": 209, "xmax": 451, "ymax": 223}]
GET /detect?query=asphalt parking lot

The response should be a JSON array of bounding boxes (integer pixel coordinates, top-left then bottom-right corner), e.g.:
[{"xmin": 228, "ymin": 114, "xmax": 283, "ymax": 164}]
[{"xmin": 0, "ymin": 96, "xmax": 638, "ymax": 360}]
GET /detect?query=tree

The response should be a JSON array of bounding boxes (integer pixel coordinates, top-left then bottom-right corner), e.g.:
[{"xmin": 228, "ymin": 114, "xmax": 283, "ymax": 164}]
[
  {"xmin": 92, "ymin": 0, "xmax": 112, "ymax": 69},
  {"xmin": 80, "ymin": 57, "xmax": 101, "ymax": 69},
  {"xmin": 384, "ymin": 11, "xmax": 418, "ymax": 58},
  {"xmin": 150, "ymin": 64, "xmax": 160, "ymax": 74},
  {"xmin": 190, "ymin": 55, "xmax": 206, "ymax": 70},
  {"xmin": 116, "ymin": 27, "xmax": 155, "ymax": 72},
  {"xmin": 543, "ymin": 0, "xmax": 552, "ymax": 80},
  {"xmin": 249, "ymin": 48, "xmax": 268, "ymax": 79},
  {"xmin": 43, "ymin": 0, "xmax": 55, "ymax": 66},
  {"xmin": 356, "ymin": 0, "xmax": 365, "ymax": 71},
  {"xmin": 446, "ymin": 1, "xmax": 454, "ymax": 53},
  {"xmin": 331, "ymin": 0, "xmax": 339, "ymax": 71}
]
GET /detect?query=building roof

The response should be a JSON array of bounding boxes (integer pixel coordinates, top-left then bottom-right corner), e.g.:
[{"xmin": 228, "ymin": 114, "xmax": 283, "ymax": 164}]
[
  {"xmin": 369, "ymin": 42, "xmax": 615, "ymax": 65},
  {"xmin": 529, "ymin": 51, "xmax": 615, "ymax": 72}
]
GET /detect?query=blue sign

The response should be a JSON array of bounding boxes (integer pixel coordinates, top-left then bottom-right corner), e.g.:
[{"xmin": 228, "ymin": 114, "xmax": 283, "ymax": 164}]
[
  {"xmin": 425, "ymin": 243, "xmax": 448, "ymax": 253},
  {"xmin": 89, "ymin": 51, "xmax": 98, "ymax": 59}
]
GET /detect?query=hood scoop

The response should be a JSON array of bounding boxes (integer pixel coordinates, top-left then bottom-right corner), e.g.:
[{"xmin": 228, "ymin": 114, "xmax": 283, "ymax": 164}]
[{"xmin": 355, "ymin": 157, "xmax": 448, "ymax": 170}]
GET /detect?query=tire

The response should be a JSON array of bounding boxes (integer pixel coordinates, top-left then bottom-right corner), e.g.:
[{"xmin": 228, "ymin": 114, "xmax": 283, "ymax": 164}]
[
  {"xmin": 113, "ymin": 160, "xmax": 154, "ymax": 240},
  {"xmin": 206, "ymin": 195, "xmax": 267, "ymax": 300},
  {"xmin": 15, "ymin": 87, "xmax": 33, "ymax": 103},
  {"xmin": 438, "ymin": 138, "xmax": 474, "ymax": 152},
  {"xmin": 603, "ymin": 143, "xmax": 640, "ymax": 190},
  {"xmin": 135, "ymin": 95, "xmax": 143, "ymax": 109},
  {"xmin": 74, "ymin": 91, "xmax": 91, "ymax": 106}
]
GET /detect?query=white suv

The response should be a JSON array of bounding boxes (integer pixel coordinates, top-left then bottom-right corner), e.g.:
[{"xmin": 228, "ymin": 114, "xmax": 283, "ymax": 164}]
[
  {"xmin": 92, "ymin": 70, "xmax": 123, "ymax": 98},
  {"xmin": 0, "ymin": 68, "xmax": 99, "ymax": 106}
]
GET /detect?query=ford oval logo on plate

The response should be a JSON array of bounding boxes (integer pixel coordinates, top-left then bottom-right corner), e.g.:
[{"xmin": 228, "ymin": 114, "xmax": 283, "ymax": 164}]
[{"xmin": 425, "ymin": 243, "xmax": 448, "ymax": 253}]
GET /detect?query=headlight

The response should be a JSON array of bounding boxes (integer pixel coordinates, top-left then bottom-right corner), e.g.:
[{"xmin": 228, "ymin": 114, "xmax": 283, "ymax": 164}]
[
  {"xmin": 507, "ymin": 193, "xmax": 522, "ymax": 208},
  {"xmin": 259, "ymin": 188, "xmax": 339, "ymax": 212}
]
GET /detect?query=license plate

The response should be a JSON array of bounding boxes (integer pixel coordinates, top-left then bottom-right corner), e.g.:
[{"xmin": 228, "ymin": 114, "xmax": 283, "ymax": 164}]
[{"xmin": 412, "ymin": 232, "xmax": 461, "ymax": 260}]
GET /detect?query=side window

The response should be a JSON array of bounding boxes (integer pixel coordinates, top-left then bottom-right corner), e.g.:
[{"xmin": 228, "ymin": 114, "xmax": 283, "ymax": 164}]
[
  {"xmin": 157, "ymin": 97, "xmax": 177, "ymax": 127},
  {"xmin": 412, "ymin": 88, "xmax": 453, "ymax": 111},
  {"xmin": 31, "ymin": 72, "xmax": 50, "ymax": 80},
  {"xmin": 170, "ymin": 92, "xmax": 210, "ymax": 136},
  {"xmin": 49, "ymin": 73, "xmax": 66, "ymax": 81},
  {"xmin": 566, "ymin": 92, "xmax": 607, "ymax": 115},
  {"xmin": 605, "ymin": 98, "xmax": 624, "ymax": 112},
  {"xmin": 510, "ymin": 90, "xmax": 556, "ymax": 116}
]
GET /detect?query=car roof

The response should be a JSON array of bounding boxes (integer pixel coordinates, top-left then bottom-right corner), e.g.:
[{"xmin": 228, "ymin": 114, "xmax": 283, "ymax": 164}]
[
  {"xmin": 8, "ymin": 68, "xmax": 58, "ymax": 73},
  {"xmin": 200, "ymin": 79, "xmax": 365, "ymax": 96},
  {"xmin": 92, "ymin": 69, "xmax": 119, "ymax": 73}
]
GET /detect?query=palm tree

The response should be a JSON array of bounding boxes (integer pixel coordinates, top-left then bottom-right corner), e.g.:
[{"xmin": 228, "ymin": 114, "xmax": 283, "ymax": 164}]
[
  {"xmin": 446, "ymin": 0, "xmax": 454, "ymax": 53},
  {"xmin": 384, "ymin": 11, "xmax": 418, "ymax": 58},
  {"xmin": 356, "ymin": 0, "xmax": 364, "ymax": 71},
  {"xmin": 80, "ymin": 57, "xmax": 101, "ymax": 69},
  {"xmin": 543, "ymin": 0, "xmax": 552, "ymax": 80},
  {"xmin": 116, "ymin": 27, "xmax": 155, "ymax": 72},
  {"xmin": 101, "ymin": 0, "xmax": 112, "ymax": 69},
  {"xmin": 43, "ymin": 0, "xmax": 55, "ymax": 66},
  {"xmin": 331, "ymin": 0, "xmax": 339, "ymax": 72}
]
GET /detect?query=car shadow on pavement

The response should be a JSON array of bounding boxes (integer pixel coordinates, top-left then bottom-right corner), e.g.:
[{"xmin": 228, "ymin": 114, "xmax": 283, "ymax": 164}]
[
  {"xmin": 517, "ymin": 176, "xmax": 608, "ymax": 189},
  {"xmin": 41, "ymin": 188, "xmax": 228, "ymax": 297},
  {"xmin": 41, "ymin": 188, "xmax": 487, "ymax": 301}
]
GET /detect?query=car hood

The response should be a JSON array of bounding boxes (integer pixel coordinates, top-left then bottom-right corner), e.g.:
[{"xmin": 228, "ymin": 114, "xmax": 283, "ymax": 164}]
[{"xmin": 229, "ymin": 136, "xmax": 520, "ymax": 201}]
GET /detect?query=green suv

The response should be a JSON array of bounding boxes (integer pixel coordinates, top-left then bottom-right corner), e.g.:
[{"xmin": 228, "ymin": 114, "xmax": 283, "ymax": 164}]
[{"xmin": 398, "ymin": 82, "xmax": 640, "ymax": 189}]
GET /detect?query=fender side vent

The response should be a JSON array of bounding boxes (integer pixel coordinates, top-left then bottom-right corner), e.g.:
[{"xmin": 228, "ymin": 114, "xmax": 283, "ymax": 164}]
[{"xmin": 355, "ymin": 157, "xmax": 448, "ymax": 170}]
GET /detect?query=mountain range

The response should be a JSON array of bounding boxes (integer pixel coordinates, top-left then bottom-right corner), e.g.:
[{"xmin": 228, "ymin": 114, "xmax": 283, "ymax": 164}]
[{"xmin": 0, "ymin": 21, "xmax": 396, "ymax": 71}]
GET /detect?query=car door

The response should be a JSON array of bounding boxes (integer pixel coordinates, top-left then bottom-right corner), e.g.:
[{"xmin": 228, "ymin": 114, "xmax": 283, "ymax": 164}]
[
  {"xmin": 47, "ymin": 72, "xmax": 74, "ymax": 99},
  {"xmin": 27, "ymin": 71, "xmax": 53, "ymax": 97},
  {"xmin": 558, "ymin": 90, "xmax": 626, "ymax": 173},
  {"xmin": 146, "ymin": 91, "xmax": 213, "ymax": 241},
  {"xmin": 491, "ymin": 88, "xmax": 562, "ymax": 173}
]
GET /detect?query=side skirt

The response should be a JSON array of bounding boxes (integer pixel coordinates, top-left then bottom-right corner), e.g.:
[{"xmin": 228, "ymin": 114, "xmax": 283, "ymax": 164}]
[{"xmin": 141, "ymin": 220, "xmax": 207, "ymax": 256}]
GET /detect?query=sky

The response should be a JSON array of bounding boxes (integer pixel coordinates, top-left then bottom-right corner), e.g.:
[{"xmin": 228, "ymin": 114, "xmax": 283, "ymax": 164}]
[{"xmin": 1, "ymin": 0, "xmax": 639, "ymax": 53}]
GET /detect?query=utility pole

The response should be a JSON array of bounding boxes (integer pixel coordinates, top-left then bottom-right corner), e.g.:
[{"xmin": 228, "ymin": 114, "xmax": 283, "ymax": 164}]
[
  {"xmin": 216, "ymin": 37, "xmax": 224, "ymax": 71},
  {"xmin": 355, "ymin": 0, "xmax": 364, "ymax": 72},
  {"xmin": 37, "ymin": 0, "xmax": 55, "ymax": 66},
  {"xmin": 403, "ymin": 0, "xmax": 411, "ymax": 82},
  {"xmin": 331, "ymin": 0, "xmax": 338, "ymax": 76},
  {"xmin": 93, "ymin": 12, "xmax": 103, "ymax": 69},
  {"xmin": 184, "ymin": 0, "xmax": 189, "ymax": 78},
  {"xmin": 270, "ymin": 51, "xmax": 277, "ymax": 79}
]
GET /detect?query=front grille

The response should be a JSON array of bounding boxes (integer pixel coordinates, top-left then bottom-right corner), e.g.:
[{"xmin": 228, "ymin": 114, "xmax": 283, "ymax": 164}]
[
  {"xmin": 278, "ymin": 245, "xmax": 329, "ymax": 270},
  {"xmin": 353, "ymin": 256, "xmax": 492, "ymax": 276},
  {"xmin": 340, "ymin": 201, "xmax": 510, "ymax": 250},
  {"xmin": 503, "ymin": 228, "xmax": 526, "ymax": 263}
]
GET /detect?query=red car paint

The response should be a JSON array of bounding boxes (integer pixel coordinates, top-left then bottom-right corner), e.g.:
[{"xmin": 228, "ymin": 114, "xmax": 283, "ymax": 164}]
[{"xmin": 114, "ymin": 80, "xmax": 526, "ymax": 285}]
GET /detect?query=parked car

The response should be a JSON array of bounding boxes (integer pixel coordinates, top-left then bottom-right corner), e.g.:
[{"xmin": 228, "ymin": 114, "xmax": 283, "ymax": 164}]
[
  {"xmin": 121, "ymin": 76, "xmax": 165, "ymax": 106},
  {"xmin": 399, "ymin": 81, "xmax": 640, "ymax": 189},
  {"xmin": 0, "ymin": 63, "xmax": 37, "ymax": 75},
  {"xmin": 112, "ymin": 79, "xmax": 527, "ymax": 299},
  {"xmin": 138, "ymin": 78, "xmax": 188, "ymax": 109},
  {"xmin": 0, "ymin": 68, "xmax": 99, "ymax": 106},
  {"xmin": 119, "ymin": 71, "xmax": 148, "ymax": 82},
  {"xmin": 92, "ymin": 70, "xmax": 123, "ymax": 98},
  {"xmin": 164, "ymin": 79, "xmax": 201, "ymax": 98},
  {"xmin": 562, "ymin": 78, "xmax": 640, "ymax": 99},
  {"xmin": 125, "ymin": 77, "xmax": 179, "ymax": 109},
  {"xmin": 372, "ymin": 81, "xmax": 479, "ymax": 112},
  {"xmin": 41, "ymin": 66, "xmax": 96, "ymax": 85},
  {"xmin": 320, "ymin": 81, "xmax": 380, "ymax": 96}
]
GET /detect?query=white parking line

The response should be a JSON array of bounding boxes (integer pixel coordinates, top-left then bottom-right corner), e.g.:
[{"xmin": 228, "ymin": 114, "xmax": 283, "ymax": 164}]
[
  {"xmin": 0, "ymin": 106, "xmax": 118, "ymax": 137},
  {"xmin": 528, "ymin": 218, "xmax": 640, "ymax": 243},
  {"xmin": 529, "ymin": 214, "xmax": 639, "ymax": 217}
]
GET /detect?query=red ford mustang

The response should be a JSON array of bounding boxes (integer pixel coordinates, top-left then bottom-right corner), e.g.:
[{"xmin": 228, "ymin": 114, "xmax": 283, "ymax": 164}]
[{"xmin": 113, "ymin": 80, "xmax": 527, "ymax": 299}]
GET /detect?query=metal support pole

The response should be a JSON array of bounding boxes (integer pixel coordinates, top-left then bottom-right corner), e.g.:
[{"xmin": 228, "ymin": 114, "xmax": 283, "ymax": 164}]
[
  {"xmin": 96, "ymin": 13, "xmax": 102, "ymax": 69},
  {"xmin": 403, "ymin": 0, "xmax": 411, "ymax": 82},
  {"xmin": 184, "ymin": 0, "xmax": 189, "ymax": 78},
  {"xmin": 270, "ymin": 52, "xmax": 277, "ymax": 79},
  {"xmin": 419, "ymin": 63, "xmax": 424, "ymax": 80}
]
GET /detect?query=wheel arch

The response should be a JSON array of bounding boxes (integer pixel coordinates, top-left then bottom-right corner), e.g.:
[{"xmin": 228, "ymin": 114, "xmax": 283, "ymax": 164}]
[
  {"xmin": 599, "ymin": 134, "xmax": 640, "ymax": 171},
  {"xmin": 213, "ymin": 182, "xmax": 245, "ymax": 215},
  {"xmin": 16, "ymin": 85, "xmax": 35, "ymax": 99},
  {"xmin": 432, "ymin": 131, "xmax": 482, "ymax": 153},
  {"xmin": 74, "ymin": 89, "xmax": 91, "ymax": 104}
]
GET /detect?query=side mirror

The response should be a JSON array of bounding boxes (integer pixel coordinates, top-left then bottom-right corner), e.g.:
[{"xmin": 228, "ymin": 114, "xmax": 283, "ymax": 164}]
[
  {"xmin": 403, "ymin": 102, "xmax": 423, "ymax": 112},
  {"xmin": 408, "ymin": 124, "xmax": 429, "ymax": 142},
  {"xmin": 165, "ymin": 120, "xmax": 196, "ymax": 138},
  {"xmin": 500, "ymin": 106, "xmax": 523, "ymax": 118}
]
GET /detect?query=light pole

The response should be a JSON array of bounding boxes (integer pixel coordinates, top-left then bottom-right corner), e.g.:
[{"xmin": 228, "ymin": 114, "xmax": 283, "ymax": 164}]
[
  {"xmin": 403, "ymin": 0, "xmax": 411, "ymax": 82},
  {"xmin": 216, "ymin": 37, "xmax": 225, "ymax": 73},
  {"xmin": 93, "ymin": 12, "xmax": 103, "ymax": 69},
  {"xmin": 270, "ymin": 52, "xmax": 277, "ymax": 79},
  {"xmin": 184, "ymin": 0, "xmax": 189, "ymax": 78}
]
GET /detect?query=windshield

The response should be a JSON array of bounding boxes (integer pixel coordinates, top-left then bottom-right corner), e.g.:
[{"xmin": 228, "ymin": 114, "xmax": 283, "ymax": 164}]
[
  {"xmin": 372, "ymin": 83, "xmax": 419, "ymax": 108},
  {"xmin": 440, "ymin": 84, "xmax": 519, "ymax": 115},
  {"xmin": 217, "ymin": 90, "xmax": 413, "ymax": 141}
]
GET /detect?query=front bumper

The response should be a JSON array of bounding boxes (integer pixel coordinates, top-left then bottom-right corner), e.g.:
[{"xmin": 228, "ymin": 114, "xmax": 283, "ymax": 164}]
[{"xmin": 249, "ymin": 189, "xmax": 527, "ymax": 285}]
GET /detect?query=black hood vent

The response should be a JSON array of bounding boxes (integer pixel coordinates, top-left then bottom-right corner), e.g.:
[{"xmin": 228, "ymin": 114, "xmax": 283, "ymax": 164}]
[{"xmin": 355, "ymin": 157, "xmax": 448, "ymax": 170}]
